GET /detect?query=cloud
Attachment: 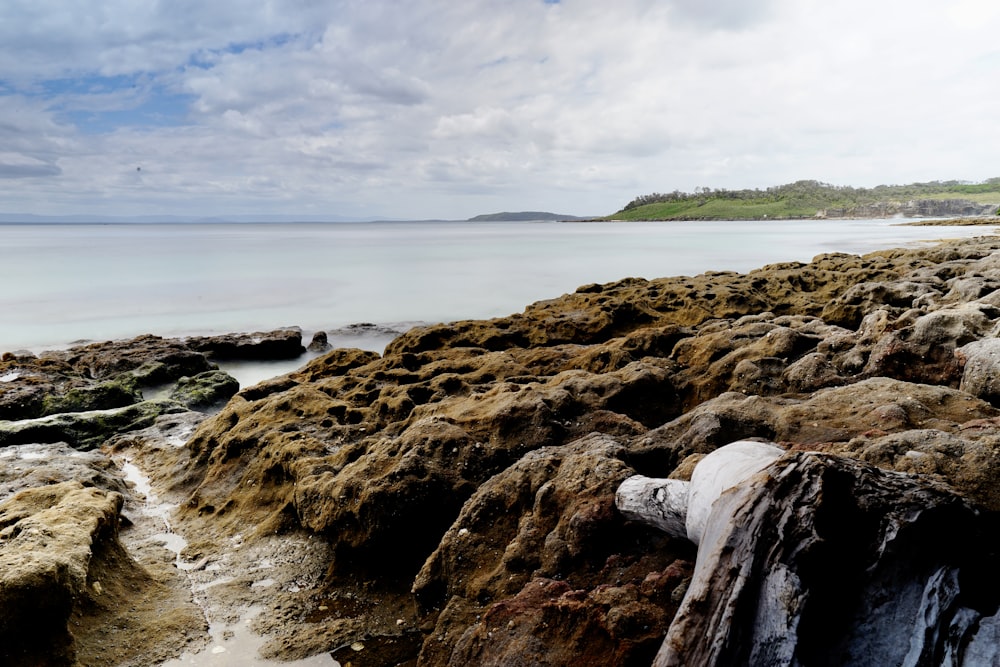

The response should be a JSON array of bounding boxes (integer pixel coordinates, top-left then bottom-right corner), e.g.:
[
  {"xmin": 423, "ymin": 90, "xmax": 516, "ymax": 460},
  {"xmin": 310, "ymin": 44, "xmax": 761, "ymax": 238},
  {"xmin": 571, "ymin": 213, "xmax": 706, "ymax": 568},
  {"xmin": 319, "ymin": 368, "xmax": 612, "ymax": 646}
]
[
  {"xmin": 0, "ymin": 0, "xmax": 998, "ymax": 218},
  {"xmin": 666, "ymin": 0, "xmax": 776, "ymax": 29},
  {"xmin": 0, "ymin": 161, "xmax": 61, "ymax": 178}
]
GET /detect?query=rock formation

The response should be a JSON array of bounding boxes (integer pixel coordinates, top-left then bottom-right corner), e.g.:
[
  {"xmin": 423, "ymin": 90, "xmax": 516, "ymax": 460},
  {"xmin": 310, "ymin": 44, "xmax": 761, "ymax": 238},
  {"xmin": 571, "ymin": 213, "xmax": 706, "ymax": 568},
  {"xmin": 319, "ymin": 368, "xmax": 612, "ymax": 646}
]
[
  {"xmin": 617, "ymin": 441, "xmax": 1000, "ymax": 665},
  {"xmin": 7, "ymin": 237, "xmax": 1000, "ymax": 664},
  {"xmin": 818, "ymin": 198, "xmax": 998, "ymax": 219}
]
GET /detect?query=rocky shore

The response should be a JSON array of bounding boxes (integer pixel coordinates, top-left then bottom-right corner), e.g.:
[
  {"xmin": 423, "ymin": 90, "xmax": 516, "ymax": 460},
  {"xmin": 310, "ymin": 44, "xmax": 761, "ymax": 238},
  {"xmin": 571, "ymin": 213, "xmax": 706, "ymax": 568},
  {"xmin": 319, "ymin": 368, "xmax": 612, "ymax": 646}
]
[{"xmin": 5, "ymin": 235, "xmax": 1000, "ymax": 665}]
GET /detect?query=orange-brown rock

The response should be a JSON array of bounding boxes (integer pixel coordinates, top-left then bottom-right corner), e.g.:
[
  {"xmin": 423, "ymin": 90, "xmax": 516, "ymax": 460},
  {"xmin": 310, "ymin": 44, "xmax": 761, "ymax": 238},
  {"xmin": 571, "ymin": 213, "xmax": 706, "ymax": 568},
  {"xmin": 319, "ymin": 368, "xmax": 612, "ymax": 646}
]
[
  {"xmin": 12, "ymin": 236, "xmax": 1000, "ymax": 665},
  {"xmin": 0, "ymin": 479, "xmax": 203, "ymax": 667},
  {"xmin": 157, "ymin": 236, "xmax": 1000, "ymax": 664}
]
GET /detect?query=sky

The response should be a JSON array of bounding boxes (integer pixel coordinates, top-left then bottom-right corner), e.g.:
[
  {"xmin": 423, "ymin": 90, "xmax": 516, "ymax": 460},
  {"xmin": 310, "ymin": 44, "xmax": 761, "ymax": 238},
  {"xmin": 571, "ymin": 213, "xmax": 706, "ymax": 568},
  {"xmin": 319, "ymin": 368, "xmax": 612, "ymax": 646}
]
[{"xmin": 1, "ymin": 0, "xmax": 999, "ymax": 221}]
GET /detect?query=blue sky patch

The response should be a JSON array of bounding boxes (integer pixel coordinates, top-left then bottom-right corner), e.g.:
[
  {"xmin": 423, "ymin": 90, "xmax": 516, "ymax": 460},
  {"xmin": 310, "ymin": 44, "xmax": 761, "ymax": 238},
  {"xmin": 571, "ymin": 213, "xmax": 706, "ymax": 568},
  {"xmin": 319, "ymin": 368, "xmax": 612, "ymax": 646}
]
[{"xmin": 12, "ymin": 73, "xmax": 194, "ymax": 134}]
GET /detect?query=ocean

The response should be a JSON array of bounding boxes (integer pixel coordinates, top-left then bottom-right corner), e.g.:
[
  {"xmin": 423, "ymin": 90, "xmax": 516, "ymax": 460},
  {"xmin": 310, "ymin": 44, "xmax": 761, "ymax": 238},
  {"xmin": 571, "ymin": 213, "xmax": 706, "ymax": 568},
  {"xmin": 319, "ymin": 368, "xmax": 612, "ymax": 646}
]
[{"xmin": 1, "ymin": 218, "xmax": 995, "ymax": 356}]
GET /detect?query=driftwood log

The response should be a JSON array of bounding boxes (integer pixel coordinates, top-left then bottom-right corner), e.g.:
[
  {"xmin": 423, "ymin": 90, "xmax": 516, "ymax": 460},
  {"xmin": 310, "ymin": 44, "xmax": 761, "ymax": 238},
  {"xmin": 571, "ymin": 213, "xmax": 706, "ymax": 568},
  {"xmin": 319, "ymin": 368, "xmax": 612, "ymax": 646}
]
[{"xmin": 616, "ymin": 441, "xmax": 1000, "ymax": 666}]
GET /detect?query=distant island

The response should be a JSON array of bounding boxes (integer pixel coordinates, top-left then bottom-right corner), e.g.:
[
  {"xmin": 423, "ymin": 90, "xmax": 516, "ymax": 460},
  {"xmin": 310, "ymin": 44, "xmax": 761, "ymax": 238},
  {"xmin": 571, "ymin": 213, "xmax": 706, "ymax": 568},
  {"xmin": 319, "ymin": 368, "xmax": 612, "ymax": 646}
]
[
  {"xmin": 467, "ymin": 211, "xmax": 590, "ymax": 222},
  {"xmin": 608, "ymin": 178, "xmax": 1000, "ymax": 221}
]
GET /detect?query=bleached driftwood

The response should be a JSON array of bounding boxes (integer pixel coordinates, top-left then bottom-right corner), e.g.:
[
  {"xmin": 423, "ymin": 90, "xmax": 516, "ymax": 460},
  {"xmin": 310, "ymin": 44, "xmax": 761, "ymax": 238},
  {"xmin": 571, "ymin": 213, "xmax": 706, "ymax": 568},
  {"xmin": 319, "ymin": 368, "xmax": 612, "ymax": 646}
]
[
  {"xmin": 615, "ymin": 440, "xmax": 1000, "ymax": 667},
  {"xmin": 615, "ymin": 440, "xmax": 784, "ymax": 545}
]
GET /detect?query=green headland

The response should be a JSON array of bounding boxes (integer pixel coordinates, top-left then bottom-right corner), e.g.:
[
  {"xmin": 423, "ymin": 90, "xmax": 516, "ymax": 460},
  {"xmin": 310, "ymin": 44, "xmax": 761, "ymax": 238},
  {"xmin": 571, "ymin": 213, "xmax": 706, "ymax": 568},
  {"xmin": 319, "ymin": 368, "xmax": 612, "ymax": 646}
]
[{"xmin": 606, "ymin": 178, "xmax": 1000, "ymax": 221}]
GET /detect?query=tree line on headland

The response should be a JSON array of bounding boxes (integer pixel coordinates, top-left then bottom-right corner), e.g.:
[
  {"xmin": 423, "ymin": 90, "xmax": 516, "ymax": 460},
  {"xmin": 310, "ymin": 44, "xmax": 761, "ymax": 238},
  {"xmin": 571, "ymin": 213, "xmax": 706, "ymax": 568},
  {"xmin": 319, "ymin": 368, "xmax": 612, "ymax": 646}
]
[{"xmin": 609, "ymin": 178, "xmax": 1000, "ymax": 221}]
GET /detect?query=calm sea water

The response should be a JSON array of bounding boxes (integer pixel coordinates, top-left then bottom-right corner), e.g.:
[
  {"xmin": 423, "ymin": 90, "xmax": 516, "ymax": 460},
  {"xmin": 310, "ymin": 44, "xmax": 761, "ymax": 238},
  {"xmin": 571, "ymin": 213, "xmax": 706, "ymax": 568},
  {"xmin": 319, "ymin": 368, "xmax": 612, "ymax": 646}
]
[{"xmin": 1, "ymin": 219, "xmax": 995, "ymax": 354}]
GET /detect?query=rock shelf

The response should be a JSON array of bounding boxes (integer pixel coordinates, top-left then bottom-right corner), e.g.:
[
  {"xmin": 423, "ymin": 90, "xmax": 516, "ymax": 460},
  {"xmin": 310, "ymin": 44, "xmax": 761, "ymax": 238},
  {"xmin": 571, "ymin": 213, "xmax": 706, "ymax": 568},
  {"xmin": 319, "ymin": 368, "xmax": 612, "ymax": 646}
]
[{"xmin": 5, "ymin": 237, "xmax": 1000, "ymax": 664}]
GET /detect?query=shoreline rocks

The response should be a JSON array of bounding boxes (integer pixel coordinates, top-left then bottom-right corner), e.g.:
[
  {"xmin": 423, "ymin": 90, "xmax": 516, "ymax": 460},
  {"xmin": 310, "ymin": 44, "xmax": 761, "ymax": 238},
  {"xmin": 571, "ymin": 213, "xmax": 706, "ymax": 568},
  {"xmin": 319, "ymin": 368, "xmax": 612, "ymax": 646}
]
[{"xmin": 7, "ymin": 237, "xmax": 1000, "ymax": 664}]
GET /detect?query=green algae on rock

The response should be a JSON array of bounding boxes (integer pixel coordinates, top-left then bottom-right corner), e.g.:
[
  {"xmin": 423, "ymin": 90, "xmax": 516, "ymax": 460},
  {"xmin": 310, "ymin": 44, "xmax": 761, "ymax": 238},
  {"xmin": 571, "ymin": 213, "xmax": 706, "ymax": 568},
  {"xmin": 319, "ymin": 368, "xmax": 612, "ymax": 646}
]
[{"xmin": 8, "ymin": 237, "xmax": 1000, "ymax": 664}]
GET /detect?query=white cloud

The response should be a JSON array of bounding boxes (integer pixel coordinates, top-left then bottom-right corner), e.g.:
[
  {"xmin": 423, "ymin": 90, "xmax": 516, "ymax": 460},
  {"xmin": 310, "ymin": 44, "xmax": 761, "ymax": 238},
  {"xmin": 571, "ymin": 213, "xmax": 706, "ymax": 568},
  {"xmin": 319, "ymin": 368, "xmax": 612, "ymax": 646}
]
[{"xmin": 0, "ymin": 0, "xmax": 998, "ymax": 218}]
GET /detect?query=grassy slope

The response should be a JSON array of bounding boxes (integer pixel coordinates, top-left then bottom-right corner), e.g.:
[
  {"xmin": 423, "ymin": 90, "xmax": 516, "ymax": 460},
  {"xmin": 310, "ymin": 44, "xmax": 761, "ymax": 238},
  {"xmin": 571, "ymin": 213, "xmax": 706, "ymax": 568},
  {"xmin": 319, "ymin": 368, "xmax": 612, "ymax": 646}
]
[
  {"xmin": 609, "ymin": 199, "xmax": 821, "ymax": 221},
  {"xmin": 609, "ymin": 180, "xmax": 1000, "ymax": 221}
]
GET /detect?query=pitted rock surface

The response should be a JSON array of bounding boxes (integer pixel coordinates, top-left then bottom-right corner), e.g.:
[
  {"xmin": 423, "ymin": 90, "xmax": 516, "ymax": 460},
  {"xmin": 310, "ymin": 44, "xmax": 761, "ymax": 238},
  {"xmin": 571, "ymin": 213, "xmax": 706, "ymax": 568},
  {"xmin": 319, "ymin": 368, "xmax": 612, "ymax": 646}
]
[{"xmin": 7, "ymin": 236, "xmax": 1000, "ymax": 664}]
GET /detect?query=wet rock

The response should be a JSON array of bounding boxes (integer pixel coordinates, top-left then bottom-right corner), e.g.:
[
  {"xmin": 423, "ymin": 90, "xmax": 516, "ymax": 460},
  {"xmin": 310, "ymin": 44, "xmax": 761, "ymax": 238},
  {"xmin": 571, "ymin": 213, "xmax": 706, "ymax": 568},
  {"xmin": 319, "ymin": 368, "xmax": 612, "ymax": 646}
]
[
  {"xmin": 186, "ymin": 327, "xmax": 305, "ymax": 360},
  {"xmin": 61, "ymin": 334, "xmax": 215, "ymax": 382},
  {"xmin": 307, "ymin": 330, "xmax": 332, "ymax": 353},
  {"xmin": 0, "ymin": 473, "xmax": 205, "ymax": 667},
  {"xmin": 38, "ymin": 375, "xmax": 144, "ymax": 417},
  {"xmin": 0, "ymin": 442, "xmax": 129, "ymax": 502},
  {"xmin": 0, "ymin": 336, "xmax": 213, "ymax": 422},
  {"xmin": 168, "ymin": 370, "xmax": 240, "ymax": 409},
  {"xmin": 0, "ymin": 399, "xmax": 188, "ymax": 450}
]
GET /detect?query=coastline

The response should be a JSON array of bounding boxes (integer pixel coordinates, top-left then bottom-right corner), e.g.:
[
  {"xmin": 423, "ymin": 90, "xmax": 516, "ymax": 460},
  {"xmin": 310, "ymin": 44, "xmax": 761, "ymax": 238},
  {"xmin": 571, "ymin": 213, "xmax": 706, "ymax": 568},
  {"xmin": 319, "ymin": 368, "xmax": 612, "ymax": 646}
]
[
  {"xmin": 5, "ymin": 233, "xmax": 1000, "ymax": 664},
  {"xmin": 597, "ymin": 215, "xmax": 1000, "ymax": 224},
  {"xmin": 5, "ymin": 217, "xmax": 998, "ymax": 356}
]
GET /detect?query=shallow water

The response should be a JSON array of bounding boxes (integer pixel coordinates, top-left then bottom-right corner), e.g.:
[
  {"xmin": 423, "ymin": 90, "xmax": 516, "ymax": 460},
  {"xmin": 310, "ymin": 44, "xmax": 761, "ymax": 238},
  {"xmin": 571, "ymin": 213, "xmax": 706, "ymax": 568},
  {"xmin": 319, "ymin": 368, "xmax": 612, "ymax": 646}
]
[
  {"xmin": 159, "ymin": 607, "xmax": 341, "ymax": 667},
  {"xmin": 119, "ymin": 455, "xmax": 341, "ymax": 667},
  {"xmin": 215, "ymin": 325, "xmax": 401, "ymax": 388},
  {"xmin": 1, "ymin": 218, "xmax": 995, "ymax": 353}
]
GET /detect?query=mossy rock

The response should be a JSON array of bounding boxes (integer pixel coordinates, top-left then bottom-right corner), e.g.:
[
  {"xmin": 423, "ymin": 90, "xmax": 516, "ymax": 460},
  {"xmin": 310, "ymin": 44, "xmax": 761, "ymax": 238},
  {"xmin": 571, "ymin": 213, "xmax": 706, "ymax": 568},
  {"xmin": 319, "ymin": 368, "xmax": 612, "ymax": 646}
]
[
  {"xmin": 168, "ymin": 371, "xmax": 240, "ymax": 409},
  {"xmin": 0, "ymin": 399, "xmax": 188, "ymax": 450},
  {"xmin": 40, "ymin": 375, "xmax": 142, "ymax": 417}
]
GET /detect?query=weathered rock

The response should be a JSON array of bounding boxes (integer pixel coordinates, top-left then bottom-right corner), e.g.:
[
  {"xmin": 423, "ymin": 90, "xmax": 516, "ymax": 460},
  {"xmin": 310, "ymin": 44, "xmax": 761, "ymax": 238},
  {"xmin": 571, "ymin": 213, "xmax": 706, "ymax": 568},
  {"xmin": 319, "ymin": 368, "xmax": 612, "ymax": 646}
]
[
  {"xmin": 0, "ymin": 399, "xmax": 188, "ymax": 450},
  {"xmin": 957, "ymin": 338, "xmax": 1000, "ymax": 406},
  {"xmin": 307, "ymin": 330, "xmax": 331, "ymax": 352},
  {"xmin": 0, "ymin": 478, "xmax": 203, "ymax": 667},
  {"xmin": 0, "ymin": 442, "xmax": 129, "ymax": 502},
  {"xmin": 0, "ymin": 481, "xmax": 125, "ymax": 665},
  {"xmin": 0, "ymin": 353, "xmax": 112, "ymax": 421},
  {"xmin": 168, "ymin": 370, "xmax": 240, "ymax": 409},
  {"xmin": 186, "ymin": 327, "xmax": 305, "ymax": 360},
  {"xmin": 413, "ymin": 434, "xmax": 693, "ymax": 666},
  {"xmin": 636, "ymin": 376, "xmax": 999, "ymax": 466},
  {"xmin": 821, "ymin": 198, "xmax": 998, "ymax": 219},
  {"xmin": 0, "ymin": 336, "xmax": 214, "ymax": 422},
  {"xmin": 59, "ymin": 334, "xmax": 215, "ymax": 382},
  {"xmin": 152, "ymin": 236, "xmax": 1000, "ymax": 665},
  {"xmin": 11, "ymin": 236, "xmax": 1000, "ymax": 664}
]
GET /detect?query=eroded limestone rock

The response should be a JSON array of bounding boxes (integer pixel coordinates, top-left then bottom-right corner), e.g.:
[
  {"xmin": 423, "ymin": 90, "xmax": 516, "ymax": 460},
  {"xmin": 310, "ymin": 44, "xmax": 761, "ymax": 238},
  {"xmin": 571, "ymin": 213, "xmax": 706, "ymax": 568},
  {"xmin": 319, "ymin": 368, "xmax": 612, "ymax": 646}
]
[
  {"xmin": 10, "ymin": 237, "xmax": 1000, "ymax": 664},
  {"xmin": 159, "ymin": 236, "xmax": 1000, "ymax": 665},
  {"xmin": 185, "ymin": 327, "xmax": 305, "ymax": 360},
  {"xmin": 0, "ymin": 478, "xmax": 204, "ymax": 667}
]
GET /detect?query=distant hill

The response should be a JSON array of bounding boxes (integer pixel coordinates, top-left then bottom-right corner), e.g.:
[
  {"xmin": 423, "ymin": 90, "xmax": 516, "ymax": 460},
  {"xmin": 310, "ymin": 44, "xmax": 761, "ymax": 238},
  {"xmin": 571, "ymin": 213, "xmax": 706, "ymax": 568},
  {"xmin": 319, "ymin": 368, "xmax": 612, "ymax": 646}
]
[
  {"xmin": 610, "ymin": 179, "xmax": 1000, "ymax": 221},
  {"xmin": 467, "ymin": 211, "xmax": 588, "ymax": 222}
]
